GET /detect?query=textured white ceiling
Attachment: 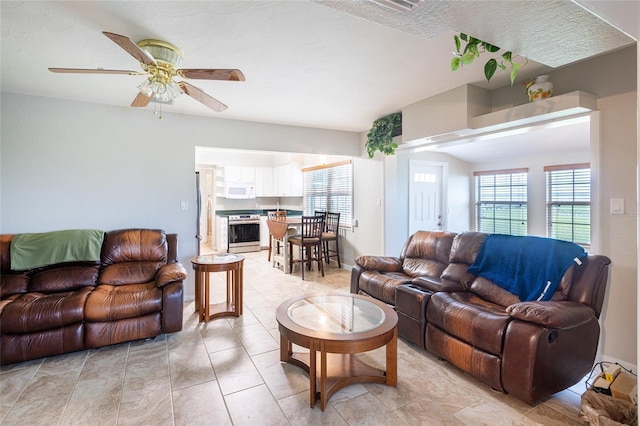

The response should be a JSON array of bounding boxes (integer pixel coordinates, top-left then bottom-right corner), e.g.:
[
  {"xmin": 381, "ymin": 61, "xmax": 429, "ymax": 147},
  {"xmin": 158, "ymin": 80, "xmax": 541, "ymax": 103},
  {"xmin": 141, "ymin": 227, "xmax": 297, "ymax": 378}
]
[{"xmin": 1, "ymin": 1, "xmax": 636, "ymax": 132}]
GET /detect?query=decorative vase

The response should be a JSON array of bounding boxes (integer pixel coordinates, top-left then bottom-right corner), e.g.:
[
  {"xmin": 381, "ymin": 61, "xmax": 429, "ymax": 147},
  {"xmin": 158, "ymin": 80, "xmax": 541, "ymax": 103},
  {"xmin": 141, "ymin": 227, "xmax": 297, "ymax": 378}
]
[{"xmin": 527, "ymin": 75, "xmax": 554, "ymax": 102}]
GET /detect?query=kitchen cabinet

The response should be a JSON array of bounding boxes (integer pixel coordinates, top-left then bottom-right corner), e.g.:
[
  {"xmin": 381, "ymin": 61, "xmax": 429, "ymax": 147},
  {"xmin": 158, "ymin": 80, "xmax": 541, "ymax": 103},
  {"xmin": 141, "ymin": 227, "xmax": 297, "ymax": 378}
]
[
  {"xmin": 255, "ymin": 167, "xmax": 275, "ymax": 197},
  {"xmin": 224, "ymin": 166, "xmax": 255, "ymax": 183},
  {"xmin": 275, "ymin": 163, "xmax": 303, "ymax": 197},
  {"xmin": 259, "ymin": 216, "xmax": 270, "ymax": 248}
]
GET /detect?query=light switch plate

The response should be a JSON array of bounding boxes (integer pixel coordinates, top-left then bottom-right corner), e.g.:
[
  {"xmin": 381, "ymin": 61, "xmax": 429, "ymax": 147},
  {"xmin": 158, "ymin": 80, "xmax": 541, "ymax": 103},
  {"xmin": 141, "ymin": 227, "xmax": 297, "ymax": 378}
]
[{"xmin": 610, "ymin": 198, "xmax": 624, "ymax": 215}]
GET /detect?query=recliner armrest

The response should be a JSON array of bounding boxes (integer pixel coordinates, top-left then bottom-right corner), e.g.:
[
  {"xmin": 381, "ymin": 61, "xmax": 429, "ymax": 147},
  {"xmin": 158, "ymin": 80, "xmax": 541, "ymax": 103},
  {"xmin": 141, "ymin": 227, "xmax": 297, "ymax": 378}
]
[
  {"xmin": 413, "ymin": 276, "xmax": 465, "ymax": 292},
  {"xmin": 354, "ymin": 256, "xmax": 402, "ymax": 272},
  {"xmin": 155, "ymin": 262, "xmax": 187, "ymax": 287},
  {"xmin": 506, "ymin": 301, "xmax": 595, "ymax": 328}
]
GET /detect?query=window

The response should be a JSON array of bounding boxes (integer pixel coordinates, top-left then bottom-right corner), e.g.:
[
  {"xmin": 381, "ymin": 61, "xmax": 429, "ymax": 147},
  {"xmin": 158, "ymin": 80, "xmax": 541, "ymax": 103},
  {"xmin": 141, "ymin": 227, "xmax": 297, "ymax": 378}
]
[
  {"xmin": 545, "ymin": 163, "xmax": 590, "ymax": 246},
  {"xmin": 303, "ymin": 160, "xmax": 352, "ymax": 229},
  {"xmin": 474, "ymin": 168, "xmax": 528, "ymax": 235}
]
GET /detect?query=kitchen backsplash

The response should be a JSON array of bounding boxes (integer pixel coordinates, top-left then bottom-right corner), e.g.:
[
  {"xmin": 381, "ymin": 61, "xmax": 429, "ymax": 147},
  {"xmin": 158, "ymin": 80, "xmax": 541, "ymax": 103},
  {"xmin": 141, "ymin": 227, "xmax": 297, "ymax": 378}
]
[{"xmin": 215, "ymin": 196, "xmax": 303, "ymax": 213}]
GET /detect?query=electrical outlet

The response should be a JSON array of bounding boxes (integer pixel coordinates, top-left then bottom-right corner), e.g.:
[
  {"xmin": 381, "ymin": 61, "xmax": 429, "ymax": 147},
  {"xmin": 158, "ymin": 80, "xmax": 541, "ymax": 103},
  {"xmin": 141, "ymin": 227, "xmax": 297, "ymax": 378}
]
[{"xmin": 180, "ymin": 201, "xmax": 188, "ymax": 211}]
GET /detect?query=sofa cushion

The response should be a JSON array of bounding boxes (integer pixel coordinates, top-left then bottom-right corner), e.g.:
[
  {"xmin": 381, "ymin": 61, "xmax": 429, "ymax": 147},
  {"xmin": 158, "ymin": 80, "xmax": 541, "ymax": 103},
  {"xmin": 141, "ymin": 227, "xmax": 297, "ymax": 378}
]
[
  {"xmin": 30, "ymin": 263, "xmax": 99, "ymax": 293},
  {"xmin": 1, "ymin": 273, "xmax": 29, "ymax": 299},
  {"xmin": 354, "ymin": 256, "xmax": 402, "ymax": 272},
  {"xmin": 470, "ymin": 264, "xmax": 576, "ymax": 306},
  {"xmin": 440, "ymin": 232, "xmax": 487, "ymax": 289},
  {"xmin": 99, "ymin": 262, "xmax": 165, "ymax": 286},
  {"xmin": 401, "ymin": 231, "xmax": 455, "ymax": 278},
  {"xmin": 101, "ymin": 229, "xmax": 167, "ymax": 265},
  {"xmin": 358, "ymin": 271, "xmax": 411, "ymax": 305},
  {"xmin": 0, "ymin": 287, "xmax": 92, "ymax": 334},
  {"xmin": 426, "ymin": 291, "xmax": 512, "ymax": 356},
  {"xmin": 84, "ymin": 283, "xmax": 162, "ymax": 322},
  {"xmin": 470, "ymin": 276, "xmax": 521, "ymax": 307}
]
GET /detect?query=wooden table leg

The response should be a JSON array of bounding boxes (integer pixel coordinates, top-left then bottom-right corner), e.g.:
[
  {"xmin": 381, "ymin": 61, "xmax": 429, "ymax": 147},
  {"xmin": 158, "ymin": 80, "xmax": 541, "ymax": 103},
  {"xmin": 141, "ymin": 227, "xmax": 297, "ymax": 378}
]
[
  {"xmin": 320, "ymin": 341, "xmax": 327, "ymax": 410},
  {"xmin": 309, "ymin": 340, "xmax": 317, "ymax": 408},
  {"xmin": 195, "ymin": 271, "xmax": 201, "ymax": 318},
  {"xmin": 204, "ymin": 271, "xmax": 210, "ymax": 322},
  {"xmin": 238, "ymin": 263, "xmax": 243, "ymax": 315},
  {"xmin": 386, "ymin": 328, "xmax": 398, "ymax": 386}
]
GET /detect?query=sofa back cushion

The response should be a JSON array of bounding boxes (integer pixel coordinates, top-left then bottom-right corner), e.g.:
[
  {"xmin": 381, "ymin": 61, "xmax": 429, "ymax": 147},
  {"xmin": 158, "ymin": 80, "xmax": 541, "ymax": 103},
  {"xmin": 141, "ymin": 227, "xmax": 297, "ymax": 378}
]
[
  {"xmin": 99, "ymin": 229, "xmax": 167, "ymax": 285},
  {"xmin": 401, "ymin": 231, "xmax": 455, "ymax": 278},
  {"xmin": 30, "ymin": 263, "xmax": 100, "ymax": 293},
  {"xmin": 440, "ymin": 232, "xmax": 487, "ymax": 289}
]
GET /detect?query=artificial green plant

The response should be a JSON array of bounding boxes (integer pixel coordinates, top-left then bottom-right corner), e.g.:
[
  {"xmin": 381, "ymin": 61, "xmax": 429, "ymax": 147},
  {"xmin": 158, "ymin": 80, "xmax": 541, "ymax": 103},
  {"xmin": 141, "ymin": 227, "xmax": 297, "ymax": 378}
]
[
  {"xmin": 450, "ymin": 33, "xmax": 527, "ymax": 85},
  {"xmin": 365, "ymin": 112, "xmax": 402, "ymax": 158}
]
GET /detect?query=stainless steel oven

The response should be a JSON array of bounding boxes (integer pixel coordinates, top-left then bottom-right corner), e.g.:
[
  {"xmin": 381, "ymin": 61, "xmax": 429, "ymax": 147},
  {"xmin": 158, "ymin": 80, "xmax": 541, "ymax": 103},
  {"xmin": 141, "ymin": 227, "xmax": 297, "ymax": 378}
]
[{"xmin": 227, "ymin": 214, "xmax": 261, "ymax": 253}]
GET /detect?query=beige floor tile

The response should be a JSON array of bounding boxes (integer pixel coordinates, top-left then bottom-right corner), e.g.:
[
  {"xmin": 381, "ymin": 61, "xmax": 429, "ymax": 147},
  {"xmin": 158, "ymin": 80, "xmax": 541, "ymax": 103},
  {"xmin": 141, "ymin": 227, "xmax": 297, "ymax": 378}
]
[
  {"xmin": 513, "ymin": 403, "xmax": 586, "ymax": 425},
  {"xmin": 333, "ymin": 391, "xmax": 402, "ymax": 425},
  {"xmin": 118, "ymin": 375, "xmax": 173, "ymax": 426},
  {"xmin": 278, "ymin": 390, "xmax": 349, "ymax": 425},
  {"xmin": 173, "ymin": 380, "xmax": 232, "ymax": 426},
  {"xmin": 251, "ymin": 348, "xmax": 310, "ymax": 400},
  {"xmin": 393, "ymin": 397, "xmax": 466, "ymax": 425},
  {"xmin": 233, "ymin": 321, "xmax": 279, "ymax": 356},
  {"xmin": 169, "ymin": 335, "xmax": 216, "ymax": 390},
  {"xmin": 209, "ymin": 345, "xmax": 264, "ymax": 395},
  {"xmin": 0, "ymin": 364, "xmax": 40, "ymax": 422},
  {"xmin": 225, "ymin": 383, "xmax": 289, "ymax": 425},
  {"xmin": 1, "ymin": 369, "xmax": 80, "ymax": 426}
]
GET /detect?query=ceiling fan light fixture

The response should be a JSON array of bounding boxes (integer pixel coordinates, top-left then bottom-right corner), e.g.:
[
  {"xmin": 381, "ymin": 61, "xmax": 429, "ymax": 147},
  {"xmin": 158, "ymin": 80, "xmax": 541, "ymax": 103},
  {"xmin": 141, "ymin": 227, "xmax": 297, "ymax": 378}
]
[
  {"xmin": 137, "ymin": 79, "xmax": 154, "ymax": 97},
  {"xmin": 137, "ymin": 39, "xmax": 184, "ymax": 68}
]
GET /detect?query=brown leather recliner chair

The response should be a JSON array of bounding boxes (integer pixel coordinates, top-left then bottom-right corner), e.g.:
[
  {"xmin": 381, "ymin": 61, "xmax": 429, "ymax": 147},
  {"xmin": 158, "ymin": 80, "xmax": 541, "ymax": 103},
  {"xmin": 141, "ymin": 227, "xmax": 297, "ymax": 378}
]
[{"xmin": 0, "ymin": 228, "xmax": 186, "ymax": 365}]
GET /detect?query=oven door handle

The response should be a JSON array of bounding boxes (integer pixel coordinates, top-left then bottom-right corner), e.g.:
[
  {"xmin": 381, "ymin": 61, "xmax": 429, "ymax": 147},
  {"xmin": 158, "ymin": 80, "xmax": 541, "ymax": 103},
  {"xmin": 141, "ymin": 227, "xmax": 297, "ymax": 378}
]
[{"xmin": 229, "ymin": 220, "xmax": 260, "ymax": 225}]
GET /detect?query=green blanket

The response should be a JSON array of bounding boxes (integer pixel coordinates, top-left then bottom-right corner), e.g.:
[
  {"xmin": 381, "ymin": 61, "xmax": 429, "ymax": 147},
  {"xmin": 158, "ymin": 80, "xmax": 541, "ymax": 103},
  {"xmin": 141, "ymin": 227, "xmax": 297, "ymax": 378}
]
[{"xmin": 10, "ymin": 229, "xmax": 104, "ymax": 271}]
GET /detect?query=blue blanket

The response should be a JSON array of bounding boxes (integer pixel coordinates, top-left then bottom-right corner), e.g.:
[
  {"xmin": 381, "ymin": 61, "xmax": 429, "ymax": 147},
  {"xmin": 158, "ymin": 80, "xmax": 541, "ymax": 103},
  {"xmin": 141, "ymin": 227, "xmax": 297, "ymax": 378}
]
[{"xmin": 468, "ymin": 234, "xmax": 587, "ymax": 301}]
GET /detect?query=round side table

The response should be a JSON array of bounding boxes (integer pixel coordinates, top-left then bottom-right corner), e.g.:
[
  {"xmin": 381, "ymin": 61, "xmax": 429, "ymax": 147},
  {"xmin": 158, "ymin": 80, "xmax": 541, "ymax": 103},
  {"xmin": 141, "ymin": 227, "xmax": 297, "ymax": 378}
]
[{"xmin": 191, "ymin": 253, "xmax": 244, "ymax": 322}]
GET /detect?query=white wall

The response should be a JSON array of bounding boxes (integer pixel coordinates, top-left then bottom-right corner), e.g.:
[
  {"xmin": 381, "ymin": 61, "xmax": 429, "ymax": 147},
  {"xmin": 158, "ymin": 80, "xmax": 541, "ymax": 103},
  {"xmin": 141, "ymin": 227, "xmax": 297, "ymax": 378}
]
[
  {"xmin": 384, "ymin": 149, "xmax": 473, "ymax": 254},
  {"xmin": 0, "ymin": 93, "xmax": 362, "ymax": 300}
]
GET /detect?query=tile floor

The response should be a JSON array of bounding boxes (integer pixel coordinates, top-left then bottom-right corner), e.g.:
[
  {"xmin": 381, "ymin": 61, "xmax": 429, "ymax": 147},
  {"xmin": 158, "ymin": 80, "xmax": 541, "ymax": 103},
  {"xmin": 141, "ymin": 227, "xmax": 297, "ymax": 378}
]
[{"xmin": 0, "ymin": 250, "xmax": 589, "ymax": 425}]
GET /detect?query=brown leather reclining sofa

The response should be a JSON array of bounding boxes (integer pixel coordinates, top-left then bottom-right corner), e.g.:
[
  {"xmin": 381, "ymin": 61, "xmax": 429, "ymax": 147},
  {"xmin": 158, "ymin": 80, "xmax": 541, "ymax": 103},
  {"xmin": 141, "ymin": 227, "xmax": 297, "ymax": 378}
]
[
  {"xmin": 0, "ymin": 228, "xmax": 187, "ymax": 365},
  {"xmin": 351, "ymin": 230, "xmax": 611, "ymax": 404}
]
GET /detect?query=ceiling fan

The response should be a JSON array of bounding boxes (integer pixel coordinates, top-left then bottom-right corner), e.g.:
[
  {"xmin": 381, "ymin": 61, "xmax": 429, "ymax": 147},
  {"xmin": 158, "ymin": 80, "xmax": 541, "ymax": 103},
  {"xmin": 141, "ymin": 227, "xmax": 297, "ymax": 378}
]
[{"xmin": 49, "ymin": 31, "xmax": 245, "ymax": 112}]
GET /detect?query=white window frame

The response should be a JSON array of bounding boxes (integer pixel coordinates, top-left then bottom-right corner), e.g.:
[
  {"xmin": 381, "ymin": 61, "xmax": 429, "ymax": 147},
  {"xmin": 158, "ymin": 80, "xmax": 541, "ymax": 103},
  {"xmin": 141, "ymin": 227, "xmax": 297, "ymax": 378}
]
[{"xmin": 474, "ymin": 168, "xmax": 528, "ymax": 236}]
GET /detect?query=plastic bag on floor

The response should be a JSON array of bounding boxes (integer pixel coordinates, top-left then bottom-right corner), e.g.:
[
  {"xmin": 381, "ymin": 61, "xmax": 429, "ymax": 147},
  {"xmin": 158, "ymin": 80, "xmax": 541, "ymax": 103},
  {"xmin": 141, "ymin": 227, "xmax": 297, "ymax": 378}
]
[{"xmin": 581, "ymin": 389, "xmax": 638, "ymax": 425}]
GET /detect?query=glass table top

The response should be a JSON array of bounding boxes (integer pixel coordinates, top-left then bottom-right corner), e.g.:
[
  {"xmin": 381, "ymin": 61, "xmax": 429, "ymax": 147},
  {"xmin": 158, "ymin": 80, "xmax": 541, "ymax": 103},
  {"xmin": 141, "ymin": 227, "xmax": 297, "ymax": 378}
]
[
  {"xmin": 193, "ymin": 253, "xmax": 244, "ymax": 264},
  {"xmin": 286, "ymin": 294, "xmax": 385, "ymax": 334}
]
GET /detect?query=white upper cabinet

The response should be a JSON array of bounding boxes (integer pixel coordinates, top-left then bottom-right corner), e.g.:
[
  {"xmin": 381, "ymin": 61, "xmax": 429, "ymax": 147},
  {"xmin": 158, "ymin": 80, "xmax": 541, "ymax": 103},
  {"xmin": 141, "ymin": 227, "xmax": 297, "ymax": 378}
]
[
  {"xmin": 275, "ymin": 163, "xmax": 303, "ymax": 197},
  {"xmin": 255, "ymin": 167, "xmax": 276, "ymax": 197},
  {"xmin": 224, "ymin": 166, "xmax": 255, "ymax": 183}
]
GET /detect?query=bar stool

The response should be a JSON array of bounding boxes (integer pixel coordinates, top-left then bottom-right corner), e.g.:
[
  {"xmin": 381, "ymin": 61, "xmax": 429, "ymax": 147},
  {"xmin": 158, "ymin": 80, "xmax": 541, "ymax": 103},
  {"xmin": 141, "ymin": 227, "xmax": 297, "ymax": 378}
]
[
  {"xmin": 267, "ymin": 210, "xmax": 287, "ymax": 262},
  {"xmin": 288, "ymin": 215, "xmax": 325, "ymax": 280},
  {"xmin": 322, "ymin": 212, "xmax": 341, "ymax": 268}
]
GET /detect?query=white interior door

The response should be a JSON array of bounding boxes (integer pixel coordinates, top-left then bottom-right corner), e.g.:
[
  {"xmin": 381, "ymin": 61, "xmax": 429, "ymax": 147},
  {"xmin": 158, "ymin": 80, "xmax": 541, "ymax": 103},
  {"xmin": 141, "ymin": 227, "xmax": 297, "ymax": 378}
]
[{"xmin": 409, "ymin": 160, "xmax": 446, "ymax": 234}]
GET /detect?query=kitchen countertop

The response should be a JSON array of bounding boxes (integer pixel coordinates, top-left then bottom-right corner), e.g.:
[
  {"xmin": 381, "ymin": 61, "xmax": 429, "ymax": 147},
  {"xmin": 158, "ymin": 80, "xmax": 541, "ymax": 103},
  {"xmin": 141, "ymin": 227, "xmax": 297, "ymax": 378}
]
[{"xmin": 216, "ymin": 209, "xmax": 303, "ymax": 217}]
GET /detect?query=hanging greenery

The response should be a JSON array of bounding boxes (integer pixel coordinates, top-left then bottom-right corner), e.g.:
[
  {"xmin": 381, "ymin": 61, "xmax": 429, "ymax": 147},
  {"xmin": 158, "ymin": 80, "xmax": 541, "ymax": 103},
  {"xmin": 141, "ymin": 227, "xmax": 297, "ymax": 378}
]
[
  {"xmin": 450, "ymin": 33, "xmax": 527, "ymax": 85},
  {"xmin": 365, "ymin": 112, "xmax": 402, "ymax": 158}
]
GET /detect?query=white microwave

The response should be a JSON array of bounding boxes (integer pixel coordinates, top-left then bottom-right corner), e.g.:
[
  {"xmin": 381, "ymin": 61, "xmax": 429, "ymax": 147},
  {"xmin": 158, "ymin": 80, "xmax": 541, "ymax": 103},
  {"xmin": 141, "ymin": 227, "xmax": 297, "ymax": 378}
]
[{"xmin": 225, "ymin": 182, "xmax": 256, "ymax": 199}]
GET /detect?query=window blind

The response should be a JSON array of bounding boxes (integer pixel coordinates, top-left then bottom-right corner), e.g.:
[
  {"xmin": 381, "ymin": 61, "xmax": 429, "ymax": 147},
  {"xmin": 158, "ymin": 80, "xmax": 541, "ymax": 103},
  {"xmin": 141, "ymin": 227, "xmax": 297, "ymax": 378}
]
[
  {"xmin": 303, "ymin": 160, "xmax": 352, "ymax": 229},
  {"xmin": 545, "ymin": 164, "xmax": 590, "ymax": 246},
  {"xmin": 474, "ymin": 169, "xmax": 528, "ymax": 236}
]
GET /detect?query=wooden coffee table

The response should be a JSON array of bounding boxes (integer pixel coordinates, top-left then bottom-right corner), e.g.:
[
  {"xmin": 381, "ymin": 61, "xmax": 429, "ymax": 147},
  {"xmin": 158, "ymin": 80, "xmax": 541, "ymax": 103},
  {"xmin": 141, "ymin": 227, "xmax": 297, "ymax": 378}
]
[{"xmin": 276, "ymin": 292, "xmax": 398, "ymax": 410}]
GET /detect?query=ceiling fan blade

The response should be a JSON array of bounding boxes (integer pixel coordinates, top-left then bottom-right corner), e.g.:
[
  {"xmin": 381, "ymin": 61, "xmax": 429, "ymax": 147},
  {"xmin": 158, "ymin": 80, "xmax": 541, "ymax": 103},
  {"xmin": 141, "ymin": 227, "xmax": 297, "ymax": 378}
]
[
  {"xmin": 178, "ymin": 82, "xmax": 228, "ymax": 112},
  {"xmin": 179, "ymin": 69, "xmax": 245, "ymax": 81},
  {"xmin": 131, "ymin": 92, "xmax": 152, "ymax": 107},
  {"xmin": 48, "ymin": 67, "xmax": 144, "ymax": 75},
  {"xmin": 102, "ymin": 31, "xmax": 157, "ymax": 66}
]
